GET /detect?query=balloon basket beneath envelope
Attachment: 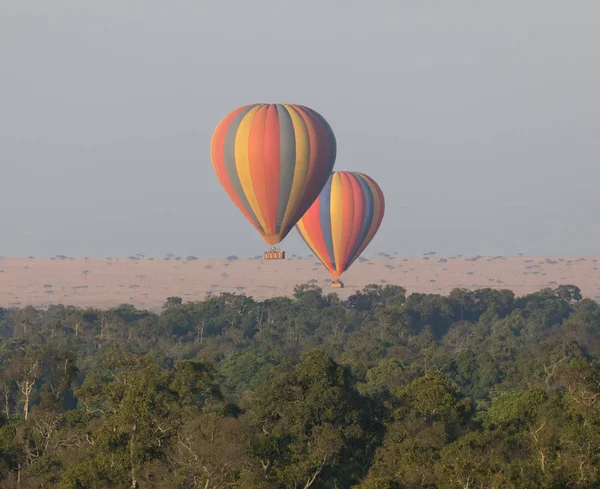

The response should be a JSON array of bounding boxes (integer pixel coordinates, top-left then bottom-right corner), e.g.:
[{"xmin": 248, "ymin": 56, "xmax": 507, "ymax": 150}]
[
  {"xmin": 331, "ymin": 280, "xmax": 344, "ymax": 289},
  {"xmin": 264, "ymin": 247, "xmax": 286, "ymax": 260}
]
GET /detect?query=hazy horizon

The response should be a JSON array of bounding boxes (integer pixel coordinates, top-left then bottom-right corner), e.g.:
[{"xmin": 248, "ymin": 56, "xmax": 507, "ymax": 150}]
[{"xmin": 2, "ymin": 2, "xmax": 599, "ymax": 258}]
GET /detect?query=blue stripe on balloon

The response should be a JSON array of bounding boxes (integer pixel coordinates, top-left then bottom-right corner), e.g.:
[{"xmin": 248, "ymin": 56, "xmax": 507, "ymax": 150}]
[{"xmin": 319, "ymin": 175, "xmax": 336, "ymax": 270}]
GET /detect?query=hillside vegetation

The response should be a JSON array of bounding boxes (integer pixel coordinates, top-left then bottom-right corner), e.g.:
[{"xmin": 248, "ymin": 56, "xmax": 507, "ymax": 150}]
[{"xmin": 0, "ymin": 283, "xmax": 599, "ymax": 488}]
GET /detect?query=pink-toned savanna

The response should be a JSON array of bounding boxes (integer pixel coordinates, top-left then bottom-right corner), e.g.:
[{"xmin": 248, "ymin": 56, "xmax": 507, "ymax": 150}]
[{"xmin": 1, "ymin": 255, "xmax": 599, "ymax": 312}]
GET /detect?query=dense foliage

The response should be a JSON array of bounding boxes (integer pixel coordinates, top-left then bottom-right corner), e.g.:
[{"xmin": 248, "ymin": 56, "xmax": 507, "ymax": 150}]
[{"xmin": 0, "ymin": 282, "xmax": 598, "ymax": 488}]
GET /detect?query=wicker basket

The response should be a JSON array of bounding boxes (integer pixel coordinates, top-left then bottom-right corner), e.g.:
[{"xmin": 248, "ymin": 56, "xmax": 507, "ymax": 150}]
[{"xmin": 263, "ymin": 251, "xmax": 286, "ymax": 260}]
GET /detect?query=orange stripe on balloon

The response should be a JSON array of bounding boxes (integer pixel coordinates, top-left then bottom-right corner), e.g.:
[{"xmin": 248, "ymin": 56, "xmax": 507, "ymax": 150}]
[
  {"xmin": 247, "ymin": 105, "xmax": 270, "ymax": 233},
  {"xmin": 299, "ymin": 198, "xmax": 334, "ymax": 273},
  {"xmin": 262, "ymin": 105, "xmax": 281, "ymax": 237},
  {"xmin": 210, "ymin": 105, "xmax": 262, "ymax": 234},
  {"xmin": 297, "ymin": 220, "xmax": 332, "ymax": 275}
]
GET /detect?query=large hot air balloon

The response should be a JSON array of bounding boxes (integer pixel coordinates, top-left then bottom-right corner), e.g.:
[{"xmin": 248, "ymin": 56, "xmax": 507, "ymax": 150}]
[
  {"xmin": 210, "ymin": 104, "xmax": 336, "ymax": 259},
  {"xmin": 296, "ymin": 171, "xmax": 385, "ymax": 287}
]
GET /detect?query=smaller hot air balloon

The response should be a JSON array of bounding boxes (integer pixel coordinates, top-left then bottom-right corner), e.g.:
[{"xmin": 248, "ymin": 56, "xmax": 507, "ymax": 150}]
[{"xmin": 296, "ymin": 171, "xmax": 385, "ymax": 288}]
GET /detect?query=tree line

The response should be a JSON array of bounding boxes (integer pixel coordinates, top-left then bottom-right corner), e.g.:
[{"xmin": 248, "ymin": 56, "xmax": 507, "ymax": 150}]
[{"xmin": 0, "ymin": 282, "xmax": 598, "ymax": 488}]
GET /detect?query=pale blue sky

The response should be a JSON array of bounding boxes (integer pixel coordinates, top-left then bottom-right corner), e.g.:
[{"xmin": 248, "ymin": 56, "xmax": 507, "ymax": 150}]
[{"xmin": 1, "ymin": 1, "xmax": 599, "ymax": 258}]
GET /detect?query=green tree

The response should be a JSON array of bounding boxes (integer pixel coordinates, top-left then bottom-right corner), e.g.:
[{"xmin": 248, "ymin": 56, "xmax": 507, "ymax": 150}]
[{"xmin": 244, "ymin": 350, "xmax": 380, "ymax": 489}]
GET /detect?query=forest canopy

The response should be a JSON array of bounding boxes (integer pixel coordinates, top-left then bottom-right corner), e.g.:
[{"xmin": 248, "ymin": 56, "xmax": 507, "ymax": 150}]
[{"xmin": 0, "ymin": 283, "xmax": 598, "ymax": 488}]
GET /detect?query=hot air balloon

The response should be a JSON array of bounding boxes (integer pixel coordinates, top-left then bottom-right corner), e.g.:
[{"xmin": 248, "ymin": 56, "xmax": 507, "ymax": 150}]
[
  {"xmin": 296, "ymin": 171, "xmax": 385, "ymax": 288},
  {"xmin": 210, "ymin": 104, "xmax": 337, "ymax": 260}
]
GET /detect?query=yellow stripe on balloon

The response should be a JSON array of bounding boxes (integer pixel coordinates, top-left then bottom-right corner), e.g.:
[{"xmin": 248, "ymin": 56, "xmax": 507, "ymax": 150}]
[
  {"xmin": 234, "ymin": 105, "xmax": 267, "ymax": 231},
  {"xmin": 297, "ymin": 220, "xmax": 332, "ymax": 274},
  {"xmin": 330, "ymin": 172, "xmax": 344, "ymax": 272},
  {"xmin": 279, "ymin": 104, "xmax": 310, "ymax": 233}
]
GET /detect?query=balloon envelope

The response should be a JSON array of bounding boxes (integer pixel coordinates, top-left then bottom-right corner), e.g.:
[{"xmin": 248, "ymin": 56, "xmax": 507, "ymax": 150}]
[
  {"xmin": 210, "ymin": 104, "xmax": 337, "ymax": 246},
  {"xmin": 296, "ymin": 171, "xmax": 385, "ymax": 279}
]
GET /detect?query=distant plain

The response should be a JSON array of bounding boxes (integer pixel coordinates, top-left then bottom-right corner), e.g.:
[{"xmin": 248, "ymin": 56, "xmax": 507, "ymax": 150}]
[{"xmin": 1, "ymin": 255, "xmax": 598, "ymax": 312}]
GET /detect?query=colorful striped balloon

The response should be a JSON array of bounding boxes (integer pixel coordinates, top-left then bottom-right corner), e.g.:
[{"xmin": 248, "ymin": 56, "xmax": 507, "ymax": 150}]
[
  {"xmin": 210, "ymin": 104, "xmax": 337, "ymax": 246},
  {"xmin": 296, "ymin": 171, "xmax": 385, "ymax": 279}
]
